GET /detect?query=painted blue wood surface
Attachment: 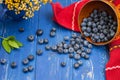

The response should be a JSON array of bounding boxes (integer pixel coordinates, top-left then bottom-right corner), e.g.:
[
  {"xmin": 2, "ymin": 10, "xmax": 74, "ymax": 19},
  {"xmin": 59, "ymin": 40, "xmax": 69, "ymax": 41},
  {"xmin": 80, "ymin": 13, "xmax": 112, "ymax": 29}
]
[{"xmin": 0, "ymin": 0, "xmax": 109, "ymax": 80}]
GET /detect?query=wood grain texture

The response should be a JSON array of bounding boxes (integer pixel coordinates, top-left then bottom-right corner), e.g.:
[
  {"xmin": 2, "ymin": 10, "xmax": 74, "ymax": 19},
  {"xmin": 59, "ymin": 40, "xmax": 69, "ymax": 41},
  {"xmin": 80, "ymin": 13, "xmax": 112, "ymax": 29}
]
[{"xmin": 0, "ymin": 0, "xmax": 109, "ymax": 80}]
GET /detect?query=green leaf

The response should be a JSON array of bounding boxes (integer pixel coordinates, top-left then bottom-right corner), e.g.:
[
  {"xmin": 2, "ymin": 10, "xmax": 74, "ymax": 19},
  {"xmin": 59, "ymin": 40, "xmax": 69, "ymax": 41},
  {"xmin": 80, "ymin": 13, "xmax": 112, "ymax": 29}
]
[
  {"xmin": 8, "ymin": 40, "xmax": 19, "ymax": 48},
  {"xmin": 2, "ymin": 40, "xmax": 11, "ymax": 53},
  {"xmin": 15, "ymin": 40, "xmax": 23, "ymax": 47},
  {"xmin": 5, "ymin": 36, "xmax": 16, "ymax": 40}
]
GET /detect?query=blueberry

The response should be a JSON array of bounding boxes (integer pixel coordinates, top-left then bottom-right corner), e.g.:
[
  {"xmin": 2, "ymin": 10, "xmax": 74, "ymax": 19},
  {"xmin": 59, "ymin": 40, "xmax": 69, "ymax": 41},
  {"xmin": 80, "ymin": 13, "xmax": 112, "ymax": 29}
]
[
  {"xmin": 22, "ymin": 58, "xmax": 29, "ymax": 65},
  {"xmin": 63, "ymin": 44, "xmax": 68, "ymax": 49},
  {"xmin": 110, "ymin": 31, "xmax": 115, "ymax": 37},
  {"xmin": 61, "ymin": 62, "xmax": 66, "ymax": 67},
  {"xmin": 71, "ymin": 33, "xmax": 77, "ymax": 38},
  {"xmin": 97, "ymin": 39, "xmax": 101, "ymax": 43},
  {"xmin": 11, "ymin": 62, "xmax": 17, "ymax": 68},
  {"xmin": 98, "ymin": 25, "xmax": 102, "ymax": 29},
  {"xmin": 94, "ymin": 34, "xmax": 99, "ymax": 40},
  {"xmin": 100, "ymin": 33, "xmax": 105, "ymax": 39},
  {"xmin": 63, "ymin": 49, "xmax": 68, "ymax": 53},
  {"xmin": 58, "ymin": 47, "xmax": 64, "ymax": 53},
  {"xmin": 93, "ymin": 9, "xmax": 98, "ymax": 14},
  {"xmin": 103, "ymin": 29, "xmax": 108, "ymax": 35},
  {"xmin": 90, "ymin": 13, "xmax": 94, "ymax": 17},
  {"xmin": 75, "ymin": 38, "xmax": 80, "ymax": 43},
  {"xmin": 51, "ymin": 27, "xmax": 56, "ymax": 32},
  {"xmin": 23, "ymin": 67, "xmax": 28, "ymax": 73},
  {"xmin": 92, "ymin": 28, "xmax": 98, "ymax": 33},
  {"xmin": 74, "ymin": 63, "xmax": 80, "ymax": 69},
  {"xmin": 36, "ymin": 49, "xmax": 43, "ymax": 55},
  {"xmin": 83, "ymin": 41, "xmax": 88, "ymax": 46},
  {"xmin": 74, "ymin": 54, "xmax": 81, "ymax": 60},
  {"xmin": 82, "ymin": 26, "xmax": 87, "ymax": 31},
  {"xmin": 64, "ymin": 36, "xmax": 69, "ymax": 41},
  {"xmin": 38, "ymin": 39, "xmax": 44, "ymax": 44},
  {"xmin": 74, "ymin": 44, "xmax": 79, "ymax": 51},
  {"xmin": 69, "ymin": 53, "xmax": 74, "ymax": 58},
  {"xmin": 83, "ymin": 18, "xmax": 88, "ymax": 22},
  {"xmin": 108, "ymin": 15, "xmax": 112, "ymax": 19},
  {"xmin": 81, "ymin": 52, "xmax": 86, "ymax": 57},
  {"xmin": 104, "ymin": 37, "xmax": 108, "ymax": 41},
  {"xmin": 104, "ymin": 17, "xmax": 108, "ymax": 21},
  {"xmin": 94, "ymin": 18, "xmax": 99, "ymax": 23},
  {"xmin": 113, "ymin": 21, "xmax": 117, "ymax": 26},
  {"xmin": 45, "ymin": 45, "xmax": 51, "ymax": 50},
  {"xmin": 87, "ymin": 22, "xmax": 92, "ymax": 27},
  {"xmin": 88, "ymin": 44, "xmax": 92, "ymax": 48},
  {"xmin": 109, "ymin": 19, "xmax": 113, "ymax": 23},
  {"xmin": 81, "ymin": 22, "xmax": 86, "ymax": 27},
  {"xmin": 84, "ymin": 54, "xmax": 89, "ymax": 59},
  {"xmin": 36, "ymin": 29, "xmax": 43, "ymax": 36},
  {"xmin": 70, "ymin": 41, "xmax": 76, "ymax": 45},
  {"xmin": 81, "ymin": 47, "xmax": 85, "ymax": 51},
  {"xmin": 86, "ymin": 27, "xmax": 91, "ymax": 33},
  {"xmin": 51, "ymin": 45, "xmax": 57, "ymax": 51},
  {"xmin": 57, "ymin": 43, "xmax": 63, "ymax": 47},
  {"xmin": 68, "ymin": 47, "xmax": 74, "ymax": 53},
  {"xmin": 28, "ymin": 55, "xmax": 34, "ymax": 61},
  {"xmin": 19, "ymin": 27, "xmax": 24, "ymax": 32},
  {"xmin": 0, "ymin": 59, "xmax": 7, "ymax": 65},
  {"xmin": 76, "ymin": 50, "xmax": 82, "ymax": 55},
  {"xmin": 44, "ymin": 39, "xmax": 49, "ymax": 44},
  {"xmin": 27, "ymin": 35, "xmax": 34, "ymax": 41},
  {"xmin": 92, "ymin": 23, "xmax": 97, "ymax": 28},
  {"xmin": 28, "ymin": 65, "xmax": 34, "ymax": 72},
  {"xmin": 87, "ymin": 17, "xmax": 92, "ymax": 21},
  {"xmin": 77, "ymin": 60, "xmax": 83, "ymax": 65},
  {"xmin": 86, "ymin": 49, "xmax": 91, "ymax": 54},
  {"xmin": 91, "ymin": 37, "xmax": 96, "ymax": 42},
  {"xmin": 50, "ymin": 31, "xmax": 56, "ymax": 37},
  {"xmin": 101, "ymin": 11, "xmax": 107, "ymax": 17},
  {"xmin": 83, "ymin": 32, "xmax": 90, "ymax": 37}
]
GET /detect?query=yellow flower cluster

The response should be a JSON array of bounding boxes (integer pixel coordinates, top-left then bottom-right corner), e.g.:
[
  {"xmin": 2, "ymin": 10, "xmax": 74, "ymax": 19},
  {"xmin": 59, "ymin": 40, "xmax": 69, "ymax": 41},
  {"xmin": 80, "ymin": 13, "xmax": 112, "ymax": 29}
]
[{"xmin": 4, "ymin": 0, "xmax": 52, "ymax": 19}]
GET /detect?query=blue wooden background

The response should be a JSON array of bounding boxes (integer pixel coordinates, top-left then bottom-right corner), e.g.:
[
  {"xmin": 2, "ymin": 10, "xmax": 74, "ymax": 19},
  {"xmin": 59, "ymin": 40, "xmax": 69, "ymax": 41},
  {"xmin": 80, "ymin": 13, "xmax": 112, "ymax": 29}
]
[{"xmin": 0, "ymin": 0, "xmax": 109, "ymax": 80}]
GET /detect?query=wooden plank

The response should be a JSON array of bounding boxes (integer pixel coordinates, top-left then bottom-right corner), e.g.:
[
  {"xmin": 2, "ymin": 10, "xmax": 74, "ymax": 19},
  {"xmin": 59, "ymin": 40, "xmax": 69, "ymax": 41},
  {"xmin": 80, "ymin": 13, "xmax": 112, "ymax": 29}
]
[{"xmin": 0, "ymin": 15, "xmax": 38, "ymax": 80}]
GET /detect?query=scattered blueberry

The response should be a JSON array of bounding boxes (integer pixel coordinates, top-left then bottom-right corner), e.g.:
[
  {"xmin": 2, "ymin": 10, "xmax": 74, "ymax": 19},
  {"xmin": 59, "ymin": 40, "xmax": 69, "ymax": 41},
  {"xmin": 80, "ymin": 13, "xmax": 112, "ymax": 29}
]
[
  {"xmin": 77, "ymin": 60, "xmax": 83, "ymax": 65},
  {"xmin": 36, "ymin": 49, "xmax": 43, "ymax": 55},
  {"xmin": 44, "ymin": 39, "xmax": 49, "ymax": 44},
  {"xmin": 23, "ymin": 67, "xmax": 28, "ymax": 73},
  {"xmin": 28, "ymin": 55, "xmax": 34, "ymax": 61},
  {"xmin": 45, "ymin": 45, "xmax": 51, "ymax": 50},
  {"xmin": 69, "ymin": 53, "xmax": 74, "ymax": 58},
  {"xmin": 36, "ymin": 29, "xmax": 43, "ymax": 36},
  {"xmin": 50, "ymin": 31, "xmax": 56, "ymax": 37},
  {"xmin": 0, "ymin": 59, "xmax": 7, "ymax": 65},
  {"xmin": 11, "ymin": 62, "xmax": 17, "ymax": 68},
  {"xmin": 51, "ymin": 27, "xmax": 56, "ymax": 32},
  {"xmin": 27, "ymin": 35, "xmax": 34, "ymax": 42},
  {"xmin": 19, "ymin": 27, "xmax": 24, "ymax": 32},
  {"xmin": 74, "ymin": 63, "xmax": 80, "ymax": 69},
  {"xmin": 38, "ymin": 39, "xmax": 44, "ymax": 44},
  {"xmin": 51, "ymin": 45, "xmax": 57, "ymax": 51},
  {"xmin": 74, "ymin": 54, "xmax": 81, "ymax": 60},
  {"xmin": 22, "ymin": 58, "xmax": 29, "ymax": 65},
  {"xmin": 28, "ymin": 65, "xmax": 34, "ymax": 72},
  {"xmin": 61, "ymin": 62, "xmax": 66, "ymax": 67}
]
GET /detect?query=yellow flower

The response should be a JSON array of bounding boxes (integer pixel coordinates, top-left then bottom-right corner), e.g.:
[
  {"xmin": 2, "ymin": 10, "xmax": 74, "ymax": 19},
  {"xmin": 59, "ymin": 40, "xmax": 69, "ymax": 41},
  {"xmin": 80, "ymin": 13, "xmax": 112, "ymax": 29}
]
[{"xmin": 4, "ymin": 0, "xmax": 52, "ymax": 19}]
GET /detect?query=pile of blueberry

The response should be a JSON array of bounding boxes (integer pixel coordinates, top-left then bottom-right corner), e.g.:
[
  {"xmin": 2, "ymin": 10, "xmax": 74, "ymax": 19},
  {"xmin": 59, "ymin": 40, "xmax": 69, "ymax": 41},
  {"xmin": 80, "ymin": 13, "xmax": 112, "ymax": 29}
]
[
  {"xmin": 45, "ymin": 32, "xmax": 93, "ymax": 69},
  {"xmin": 81, "ymin": 9, "xmax": 117, "ymax": 43}
]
